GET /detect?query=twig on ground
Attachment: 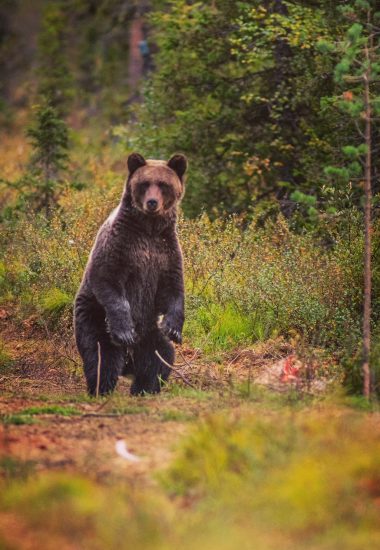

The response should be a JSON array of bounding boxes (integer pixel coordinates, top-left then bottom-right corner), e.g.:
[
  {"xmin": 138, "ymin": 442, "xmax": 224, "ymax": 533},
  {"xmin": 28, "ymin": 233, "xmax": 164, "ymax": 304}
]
[
  {"xmin": 224, "ymin": 349, "xmax": 245, "ymax": 374},
  {"xmin": 95, "ymin": 395, "xmax": 113, "ymax": 412},
  {"xmin": 155, "ymin": 350, "xmax": 196, "ymax": 389},
  {"xmin": 177, "ymin": 348, "xmax": 200, "ymax": 369}
]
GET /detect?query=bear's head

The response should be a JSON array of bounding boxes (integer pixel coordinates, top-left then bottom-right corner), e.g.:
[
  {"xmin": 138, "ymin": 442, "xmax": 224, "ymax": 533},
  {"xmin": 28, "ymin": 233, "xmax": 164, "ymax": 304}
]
[{"xmin": 126, "ymin": 153, "xmax": 187, "ymax": 216}]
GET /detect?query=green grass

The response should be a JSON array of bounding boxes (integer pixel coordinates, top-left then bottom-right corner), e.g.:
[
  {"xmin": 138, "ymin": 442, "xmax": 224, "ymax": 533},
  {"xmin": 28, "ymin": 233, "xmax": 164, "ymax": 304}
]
[
  {"xmin": 159, "ymin": 410, "xmax": 194, "ymax": 422},
  {"xmin": 20, "ymin": 405, "xmax": 80, "ymax": 416},
  {"xmin": 1, "ymin": 414, "xmax": 37, "ymax": 425},
  {"xmin": 165, "ymin": 384, "xmax": 212, "ymax": 400},
  {"xmin": 1, "ymin": 405, "xmax": 81, "ymax": 425},
  {"xmin": 185, "ymin": 303, "xmax": 256, "ymax": 353},
  {"xmin": 111, "ymin": 405, "xmax": 149, "ymax": 415}
]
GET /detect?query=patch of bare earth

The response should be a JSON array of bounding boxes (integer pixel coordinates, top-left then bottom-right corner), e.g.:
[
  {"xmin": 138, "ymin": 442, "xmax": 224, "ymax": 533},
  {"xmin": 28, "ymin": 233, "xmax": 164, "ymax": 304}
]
[{"xmin": 0, "ymin": 309, "xmax": 335, "ymax": 490}]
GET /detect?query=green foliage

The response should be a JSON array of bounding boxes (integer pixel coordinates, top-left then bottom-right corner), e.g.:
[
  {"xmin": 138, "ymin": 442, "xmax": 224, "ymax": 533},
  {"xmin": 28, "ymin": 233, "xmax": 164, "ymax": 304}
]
[
  {"xmin": 1, "ymin": 473, "xmax": 170, "ymax": 549},
  {"xmin": 0, "ymin": 405, "xmax": 80, "ymax": 426},
  {"xmin": 160, "ymin": 410, "xmax": 194, "ymax": 422},
  {"xmin": 25, "ymin": 99, "xmax": 69, "ymax": 215},
  {"xmin": 70, "ymin": 0, "xmax": 134, "ymax": 116},
  {"xmin": 40, "ymin": 288, "xmax": 73, "ymax": 319},
  {"xmin": 36, "ymin": 1, "xmax": 73, "ymax": 111},
  {"xmin": 110, "ymin": 404, "xmax": 149, "ymax": 416},
  {"xmin": 160, "ymin": 409, "xmax": 380, "ymax": 547},
  {"xmin": 181, "ymin": 214, "xmax": 363, "ymax": 353},
  {"xmin": 0, "ymin": 100, "xmax": 71, "ymax": 219},
  {"xmin": 129, "ymin": 0, "xmax": 343, "ymax": 217},
  {"xmin": 187, "ymin": 303, "xmax": 255, "ymax": 353},
  {"xmin": 322, "ymin": 1, "xmax": 380, "ymax": 215}
]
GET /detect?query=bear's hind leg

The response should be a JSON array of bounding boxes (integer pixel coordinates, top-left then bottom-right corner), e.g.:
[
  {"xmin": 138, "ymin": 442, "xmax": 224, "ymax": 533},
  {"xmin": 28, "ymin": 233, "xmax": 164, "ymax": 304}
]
[
  {"xmin": 130, "ymin": 329, "xmax": 174, "ymax": 396},
  {"xmin": 75, "ymin": 295, "xmax": 124, "ymax": 396}
]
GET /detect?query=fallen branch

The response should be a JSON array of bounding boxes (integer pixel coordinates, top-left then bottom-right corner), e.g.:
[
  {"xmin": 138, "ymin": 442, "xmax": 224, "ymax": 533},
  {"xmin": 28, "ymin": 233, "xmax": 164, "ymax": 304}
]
[
  {"xmin": 155, "ymin": 350, "xmax": 196, "ymax": 389},
  {"xmin": 81, "ymin": 413, "xmax": 122, "ymax": 418}
]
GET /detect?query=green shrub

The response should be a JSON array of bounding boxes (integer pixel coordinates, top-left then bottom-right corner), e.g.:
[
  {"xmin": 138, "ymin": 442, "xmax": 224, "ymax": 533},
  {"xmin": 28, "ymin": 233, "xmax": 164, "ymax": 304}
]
[
  {"xmin": 39, "ymin": 288, "xmax": 73, "ymax": 318},
  {"xmin": 185, "ymin": 303, "xmax": 256, "ymax": 353},
  {"xmin": 181, "ymin": 214, "xmax": 363, "ymax": 353}
]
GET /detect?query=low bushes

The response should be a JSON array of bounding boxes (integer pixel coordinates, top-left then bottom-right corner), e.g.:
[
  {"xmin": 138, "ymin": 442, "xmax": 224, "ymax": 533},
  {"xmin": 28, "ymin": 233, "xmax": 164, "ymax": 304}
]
[{"xmin": 0, "ymin": 187, "xmax": 372, "ymax": 359}]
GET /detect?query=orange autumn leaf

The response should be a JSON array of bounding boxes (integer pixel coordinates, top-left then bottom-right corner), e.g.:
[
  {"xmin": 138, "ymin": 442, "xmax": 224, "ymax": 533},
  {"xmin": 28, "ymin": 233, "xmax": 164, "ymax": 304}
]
[{"xmin": 343, "ymin": 91, "xmax": 354, "ymax": 101}]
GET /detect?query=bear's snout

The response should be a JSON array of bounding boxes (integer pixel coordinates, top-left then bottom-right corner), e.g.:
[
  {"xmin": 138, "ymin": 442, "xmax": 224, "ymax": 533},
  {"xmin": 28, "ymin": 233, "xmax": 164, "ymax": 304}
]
[
  {"xmin": 142, "ymin": 184, "xmax": 163, "ymax": 214},
  {"xmin": 146, "ymin": 199, "xmax": 158, "ymax": 212}
]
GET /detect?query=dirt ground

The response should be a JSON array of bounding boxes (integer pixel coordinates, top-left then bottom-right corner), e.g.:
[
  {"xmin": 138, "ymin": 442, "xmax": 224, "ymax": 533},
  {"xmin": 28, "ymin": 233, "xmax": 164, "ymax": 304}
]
[
  {"xmin": 0, "ymin": 368, "xmax": 219, "ymax": 486},
  {"xmin": 0, "ymin": 308, "xmax": 331, "ymax": 490}
]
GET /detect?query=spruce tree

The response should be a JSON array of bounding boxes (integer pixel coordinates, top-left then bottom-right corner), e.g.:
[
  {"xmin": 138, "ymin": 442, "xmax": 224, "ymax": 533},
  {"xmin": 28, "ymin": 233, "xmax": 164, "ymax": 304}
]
[{"xmin": 25, "ymin": 99, "xmax": 69, "ymax": 217}]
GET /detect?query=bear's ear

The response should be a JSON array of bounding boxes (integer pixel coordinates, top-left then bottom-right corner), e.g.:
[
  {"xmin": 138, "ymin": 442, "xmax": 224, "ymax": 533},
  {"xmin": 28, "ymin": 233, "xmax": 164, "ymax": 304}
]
[
  {"xmin": 127, "ymin": 152, "xmax": 146, "ymax": 176},
  {"xmin": 167, "ymin": 154, "xmax": 187, "ymax": 181}
]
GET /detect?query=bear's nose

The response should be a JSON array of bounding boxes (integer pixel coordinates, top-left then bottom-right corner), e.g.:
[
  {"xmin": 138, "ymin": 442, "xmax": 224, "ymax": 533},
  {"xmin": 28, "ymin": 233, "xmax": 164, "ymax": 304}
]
[{"xmin": 146, "ymin": 199, "xmax": 158, "ymax": 211}]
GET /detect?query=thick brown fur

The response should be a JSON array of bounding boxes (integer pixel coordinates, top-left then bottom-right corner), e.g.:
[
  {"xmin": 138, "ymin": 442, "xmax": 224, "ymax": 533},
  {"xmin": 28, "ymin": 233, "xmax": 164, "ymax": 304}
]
[{"xmin": 74, "ymin": 153, "xmax": 187, "ymax": 396}]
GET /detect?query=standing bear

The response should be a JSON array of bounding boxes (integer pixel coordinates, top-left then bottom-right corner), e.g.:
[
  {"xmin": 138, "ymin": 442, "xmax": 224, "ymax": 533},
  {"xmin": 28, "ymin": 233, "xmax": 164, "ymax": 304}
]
[{"xmin": 74, "ymin": 152, "xmax": 187, "ymax": 396}]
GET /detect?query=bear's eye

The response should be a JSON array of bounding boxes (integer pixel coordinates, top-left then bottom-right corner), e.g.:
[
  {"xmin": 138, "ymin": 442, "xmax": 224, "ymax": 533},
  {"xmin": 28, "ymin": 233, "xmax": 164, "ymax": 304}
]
[
  {"xmin": 139, "ymin": 181, "xmax": 150, "ymax": 192},
  {"xmin": 158, "ymin": 181, "xmax": 170, "ymax": 190}
]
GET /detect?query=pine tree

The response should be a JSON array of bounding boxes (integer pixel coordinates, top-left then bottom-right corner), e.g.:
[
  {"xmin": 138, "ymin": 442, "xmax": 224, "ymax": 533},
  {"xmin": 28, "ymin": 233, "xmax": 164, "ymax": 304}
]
[{"xmin": 25, "ymin": 99, "xmax": 69, "ymax": 216}]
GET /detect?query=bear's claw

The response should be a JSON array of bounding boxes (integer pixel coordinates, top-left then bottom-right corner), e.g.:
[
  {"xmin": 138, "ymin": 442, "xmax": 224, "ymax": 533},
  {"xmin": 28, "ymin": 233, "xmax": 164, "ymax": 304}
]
[
  {"xmin": 110, "ymin": 328, "xmax": 138, "ymax": 347},
  {"xmin": 162, "ymin": 326, "xmax": 182, "ymax": 344}
]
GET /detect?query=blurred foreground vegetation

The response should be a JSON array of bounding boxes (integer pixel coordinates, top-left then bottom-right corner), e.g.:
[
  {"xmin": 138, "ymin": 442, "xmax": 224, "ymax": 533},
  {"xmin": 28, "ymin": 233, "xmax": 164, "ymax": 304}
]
[{"xmin": 1, "ymin": 397, "xmax": 380, "ymax": 549}]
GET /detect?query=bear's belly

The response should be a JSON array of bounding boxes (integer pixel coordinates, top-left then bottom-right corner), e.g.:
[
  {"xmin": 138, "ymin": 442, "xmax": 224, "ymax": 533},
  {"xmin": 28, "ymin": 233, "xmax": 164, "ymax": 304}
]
[{"xmin": 124, "ymin": 251, "xmax": 166, "ymax": 334}]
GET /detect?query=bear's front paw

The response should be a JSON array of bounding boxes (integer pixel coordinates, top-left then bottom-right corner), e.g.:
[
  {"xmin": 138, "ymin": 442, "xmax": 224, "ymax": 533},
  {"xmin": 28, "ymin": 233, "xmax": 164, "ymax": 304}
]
[
  {"xmin": 110, "ymin": 327, "xmax": 138, "ymax": 347},
  {"xmin": 161, "ymin": 320, "xmax": 182, "ymax": 344}
]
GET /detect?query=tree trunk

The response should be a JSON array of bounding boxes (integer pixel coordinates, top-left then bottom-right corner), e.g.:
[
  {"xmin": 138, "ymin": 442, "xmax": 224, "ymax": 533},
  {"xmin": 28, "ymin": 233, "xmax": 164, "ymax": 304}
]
[{"xmin": 362, "ymin": 42, "xmax": 372, "ymax": 398}]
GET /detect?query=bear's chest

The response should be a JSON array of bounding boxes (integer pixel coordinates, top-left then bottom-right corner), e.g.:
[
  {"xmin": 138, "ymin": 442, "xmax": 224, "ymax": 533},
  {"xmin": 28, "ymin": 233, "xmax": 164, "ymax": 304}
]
[{"xmin": 125, "ymin": 236, "xmax": 169, "ymax": 281}]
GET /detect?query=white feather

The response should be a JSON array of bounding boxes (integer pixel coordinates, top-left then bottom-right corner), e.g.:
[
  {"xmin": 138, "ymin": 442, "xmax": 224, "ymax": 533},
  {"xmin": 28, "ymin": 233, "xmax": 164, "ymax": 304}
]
[{"xmin": 115, "ymin": 440, "xmax": 141, "ymax": 463}]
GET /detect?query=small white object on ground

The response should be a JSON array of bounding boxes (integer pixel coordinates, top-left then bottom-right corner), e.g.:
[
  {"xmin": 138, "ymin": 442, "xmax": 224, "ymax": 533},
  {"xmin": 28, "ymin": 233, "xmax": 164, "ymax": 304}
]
[{"xmin": 115, "ymin": 440, "xmax": 141, "ymax": 463}]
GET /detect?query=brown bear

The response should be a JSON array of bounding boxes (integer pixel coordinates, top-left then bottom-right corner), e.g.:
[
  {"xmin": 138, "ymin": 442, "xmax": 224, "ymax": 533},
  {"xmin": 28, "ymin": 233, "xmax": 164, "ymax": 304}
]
[{"xmin": 74, "ymin": 152, "xmax": 187, "ymax": 396}]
